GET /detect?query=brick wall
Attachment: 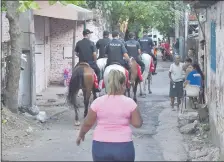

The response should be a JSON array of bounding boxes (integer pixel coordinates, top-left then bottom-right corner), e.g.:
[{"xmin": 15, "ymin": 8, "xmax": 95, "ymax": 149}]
[
  {"xmin": 49, "ymin": 18, "xmax": 74, "ymax": 83},
  {"xmin": 198, "ymin": 1, "xmax": 224, "ymax": 158},
  {"xmin": 49, "ymin": 19, "xmax": 104, "ymax": 83}
]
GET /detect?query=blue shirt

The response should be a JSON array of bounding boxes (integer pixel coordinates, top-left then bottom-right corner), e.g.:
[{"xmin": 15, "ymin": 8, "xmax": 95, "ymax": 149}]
[{"xmin": 186, "ymin": 70, "xmax": 202, "ymax": 87}]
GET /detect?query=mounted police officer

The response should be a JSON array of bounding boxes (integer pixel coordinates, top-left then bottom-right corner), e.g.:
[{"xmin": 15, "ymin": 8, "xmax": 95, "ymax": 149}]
[
  {"xmin": 105, "ymin": 31, "xmax": 130, "ymax": 70},
  {"xmin": 96, "ymin": 31, "xmax": 111, "ymax": 59},
  {"xmin": 125, "ymin": 32, "xmax": 145, "ymax": 73},
  {"xmin": 74, "ymin": 29, "xmax": 100, "ymax": 92},
  {"xmin": 138, "ymin": 30, "xmax": 157, "ymax": 74},
  {"xmin": 138, "ymin": 30, "xmax": 155, "ymax": 58}
]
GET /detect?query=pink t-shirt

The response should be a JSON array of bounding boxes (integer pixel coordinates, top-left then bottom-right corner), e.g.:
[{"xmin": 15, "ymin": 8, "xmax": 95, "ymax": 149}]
[{"xmin": 91, "ymin": 95, "xmax": 137, "ymax": 142}]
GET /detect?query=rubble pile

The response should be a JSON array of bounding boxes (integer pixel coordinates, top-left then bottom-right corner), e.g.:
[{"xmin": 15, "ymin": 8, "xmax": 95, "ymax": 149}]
[
  {"xmin": 2, "ymin": 107, "xmax": 42, "ymax": 150},
  {"xmin": 178, "ymin": 111, "xmax": 220, "ymax": 161}
]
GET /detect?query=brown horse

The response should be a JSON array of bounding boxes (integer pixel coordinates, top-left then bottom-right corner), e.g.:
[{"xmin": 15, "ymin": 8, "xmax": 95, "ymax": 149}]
[
  {"xmin": 126, "ymin": 58, "xmax": 140, "ymax": 102},
  {"xmin": 67, "ymin": 62, "xmax": 97, "ymax": 126}
]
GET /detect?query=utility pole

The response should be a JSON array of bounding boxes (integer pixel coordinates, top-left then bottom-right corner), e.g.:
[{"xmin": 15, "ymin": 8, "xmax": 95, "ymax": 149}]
[
  {"xmin": 179, "ymin": 4, "xmax": 185, "ymax": 61},
  {"xmin": 184, "ymin": 8, "xmax": 189, "ymax": 61},
  {"xmin": 174, "ymin": 2, "xmax": 180, "ymax": 39},
  {"xmin": 72, "ymin": 21, "xmax": 77, "ymax": 72}
]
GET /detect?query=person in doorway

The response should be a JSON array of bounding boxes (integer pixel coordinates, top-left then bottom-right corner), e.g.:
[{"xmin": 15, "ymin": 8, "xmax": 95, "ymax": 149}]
[
  {"xmin": 191, "ymin": 62, "xmax": 205, "ymax": 104},
  {"xmin": 125, "ymin": 32, "xmax": 144, "ymax": 81},
  {"xmin": 74, "ymin": 29, "xmax": 101, "ymax": 92},
  {"xmin": 184, "ymin": 63, "xmax": 203, "ymax": 88},
  {"xmin": 187, "ymin": 48, "xmax": 197, "ymax": 63},
  {"xmin": 200, "ymin": 55, "xmax": 205, "ymax": 73},
  {"xmin": 184, "ymin": 63, "xmax": 204, "ymax": 103},
  {"xmin": 183, "ymin": 58, "xmax": 193, "ymax": 79},
  {"xmin": 169, "ymin": 55, "xmax": 185, "ymax": 110},
  {"xmin": 105, "ymin": 31, "xmax": 130, "ymax": 70},
  {"xmin": 96, "ymin": 31, "xmax": 111, "ymax": 59},
  {"xmin": 76, "ymin": 70, "xmax": 143, "ymax": 161}
]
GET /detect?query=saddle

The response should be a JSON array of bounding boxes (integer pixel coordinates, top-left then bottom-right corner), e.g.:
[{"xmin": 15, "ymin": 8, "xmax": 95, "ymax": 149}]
[
  {"xmin": 76, "ymin": 62, "xmax": 99, "ymax": 89},
  {"xmin": 79, "ymin": 62, "xmax": 90, "ymax": 67},
  {"xmin": 110, "ymin": 62, "xmax": 122, "ymax": 66}
]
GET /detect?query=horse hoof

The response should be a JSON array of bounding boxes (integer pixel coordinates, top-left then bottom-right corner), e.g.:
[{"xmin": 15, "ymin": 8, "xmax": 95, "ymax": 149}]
[
  {"xmin": 140, "ymin": 94, "xmax": 146, "ymax": 98},
  {"xmin": 140, "ymin": 93, "xmax": 142, "ymax": 96},
  {"xmin": 133, "ymin": 98, "xmax": 137, "ymax": 103},
  {"xmin": 74, "ymin": 121, "xmax": 80, "ymax": 126},
  {"xmin": 149, "ymin": 91, "xmax": 152, "ymax": 94}
]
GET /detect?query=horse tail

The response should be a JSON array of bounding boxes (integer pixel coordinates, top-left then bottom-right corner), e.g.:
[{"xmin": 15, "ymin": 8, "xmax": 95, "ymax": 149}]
[{"xmin": 67, "ymin": 66, "xmax": 84, "ymax": 107}]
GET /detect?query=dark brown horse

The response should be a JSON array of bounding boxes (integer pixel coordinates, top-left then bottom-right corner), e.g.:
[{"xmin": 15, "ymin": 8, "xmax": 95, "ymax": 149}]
[
  {"xmin": 67, "ymin": 62, "xmax": 97, "ymax": 126},
  {"xmin": 126, "ymin": 58, "xmax": 140, "ymax": 102}
]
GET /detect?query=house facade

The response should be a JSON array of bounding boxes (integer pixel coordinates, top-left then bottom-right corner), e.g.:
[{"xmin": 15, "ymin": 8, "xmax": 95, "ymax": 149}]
[
  {"xmin": 2, "ymin": 2, "xmax": 106, "ymax": 108},
  {"xmin": 190, "ymin": 0, "xmax": 224, "ymax": 159},
  {"xmin": 33, "ymin": 2, "xmax": 105, "ymax": 87}
]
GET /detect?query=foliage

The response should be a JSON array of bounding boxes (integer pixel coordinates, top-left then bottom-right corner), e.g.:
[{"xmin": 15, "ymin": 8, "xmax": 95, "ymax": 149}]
[
  {"xmin": 115, "ymin": 1, "xmax": 186, "ymax": 36},
  {"xmin": 81, "ymin": 1, "xmax": 187, "ymax": 36},
  {"xmin": 1, "ymin": 0, "xmax": 86, "ymax": 12}
]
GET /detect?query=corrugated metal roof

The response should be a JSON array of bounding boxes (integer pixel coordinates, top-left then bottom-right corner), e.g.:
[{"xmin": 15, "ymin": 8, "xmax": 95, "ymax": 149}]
[{"xmin": 34, "ymin": 1, "xmax": 93, "ymax": 21}]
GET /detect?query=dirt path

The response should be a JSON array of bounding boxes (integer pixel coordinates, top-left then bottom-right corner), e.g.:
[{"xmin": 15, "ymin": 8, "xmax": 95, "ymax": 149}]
[{"xmin": 2, "ymin": 60, "xmax": 188, "ymax": 161}]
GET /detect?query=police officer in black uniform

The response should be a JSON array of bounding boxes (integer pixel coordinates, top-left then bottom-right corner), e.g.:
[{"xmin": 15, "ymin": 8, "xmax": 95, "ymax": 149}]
[
  {"xmin": 96, "ymin": 31, "xmax": 111, "ymax": 59},
  {"xmin": 105, "ymin": 31, "xmax": 130, "ymax": 70},
  {"xmin": 74, "ymin": 29, "xmax": 100, "ymax": 92},
  {"xmin": 125, "ymin": 32, "xmax": 145, "ymax": 73},
  {"xmin": 138, "ymin": 30, "xmax": 157, "ymax": 74},
  {"xmin": 138, "ymin": 30, "xmax": 156, "ymax": 59}
]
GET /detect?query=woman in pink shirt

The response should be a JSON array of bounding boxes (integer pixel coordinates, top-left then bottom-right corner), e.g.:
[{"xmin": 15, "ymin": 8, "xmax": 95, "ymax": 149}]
[{"xmin": 76, "ymin": 70, "xmax": 143, "ymax": 161}]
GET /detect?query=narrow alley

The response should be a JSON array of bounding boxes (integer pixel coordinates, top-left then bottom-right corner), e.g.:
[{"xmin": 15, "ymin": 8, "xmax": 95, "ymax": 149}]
[{"xmin": 2, "ymin": 60, "xmax": 188, "ymax": 161}]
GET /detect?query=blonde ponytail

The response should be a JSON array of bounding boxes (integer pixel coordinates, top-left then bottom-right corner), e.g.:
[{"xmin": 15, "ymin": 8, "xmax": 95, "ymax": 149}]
[{"xmin": 107, "ymin": 70, "xmax": 126, "ymax": 95}]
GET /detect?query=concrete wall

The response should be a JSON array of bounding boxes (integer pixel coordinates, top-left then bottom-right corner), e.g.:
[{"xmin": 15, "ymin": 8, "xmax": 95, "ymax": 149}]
[
  {"xmin": 198, "ymin": 1, "xmax": 224, "ymax": 158},
  {"xmin": 49, "ymin": 19, "xmax": 103, "ymax": 83}
]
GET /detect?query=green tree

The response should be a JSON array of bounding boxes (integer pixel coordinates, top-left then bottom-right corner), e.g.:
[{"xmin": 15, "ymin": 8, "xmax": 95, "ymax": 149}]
[{"xmin": 94, "ymin": 1, "xmax": 187, "ymax": 38}]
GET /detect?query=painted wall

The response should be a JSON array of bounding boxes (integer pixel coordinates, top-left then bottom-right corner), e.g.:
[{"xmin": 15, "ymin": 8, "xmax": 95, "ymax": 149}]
[
  {"xmin": 198, "ymin": 1, "xmax": 224, "ymax": 158},
  {"xmin": 34, "ymin": 15, "xmax": 51, "ymax": 93}
]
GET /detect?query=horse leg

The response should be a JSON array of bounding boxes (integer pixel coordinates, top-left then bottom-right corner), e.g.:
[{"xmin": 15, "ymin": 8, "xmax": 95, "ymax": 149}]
[
  {"xmin": 139, "ymin": 82, "xmax": 143, "ymax": 96},
  {"xmin": 92, "ymin": 88, "xmax": 97, "ymax": 100},
  {"xmin": 148, "ymin": 73, "xmax": 152, "ymax": 94},
  {"xmin": 72, "ymin": 92, "xmax": 80, "ymax": 126},
  {"xmin": 143, "ymin": 76, "xmax": 147, "ymax": 92},
  {"xmin": 133, "ymin": 81, "xmax": 138, "ymax": 102},
  {"xmin": 83, "ymin": 90, "xmax": 91, "ymax": 118},
  {"xmin": 74, "ymin": 104, "xmax": 80, "ymax": 126}
]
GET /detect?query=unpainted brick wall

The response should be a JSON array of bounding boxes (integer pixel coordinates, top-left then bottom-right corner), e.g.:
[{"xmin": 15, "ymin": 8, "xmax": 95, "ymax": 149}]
[
  {"xmin": 49, "ymin": 18, "xmax": 75, "ymax": 84},
  {"xmin": 49, "ymin": 19, "xmax": 104, "ymax": 83}
]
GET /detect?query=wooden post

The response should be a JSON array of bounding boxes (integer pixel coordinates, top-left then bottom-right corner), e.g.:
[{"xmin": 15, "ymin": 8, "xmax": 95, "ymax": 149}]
[
  {"xmin": 28, "ymin": 10, "xmax": 36, "ymax": 106},
  {"xmin": 72, "ymin": 21, "xmax": 77, "ymax": 72}
]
